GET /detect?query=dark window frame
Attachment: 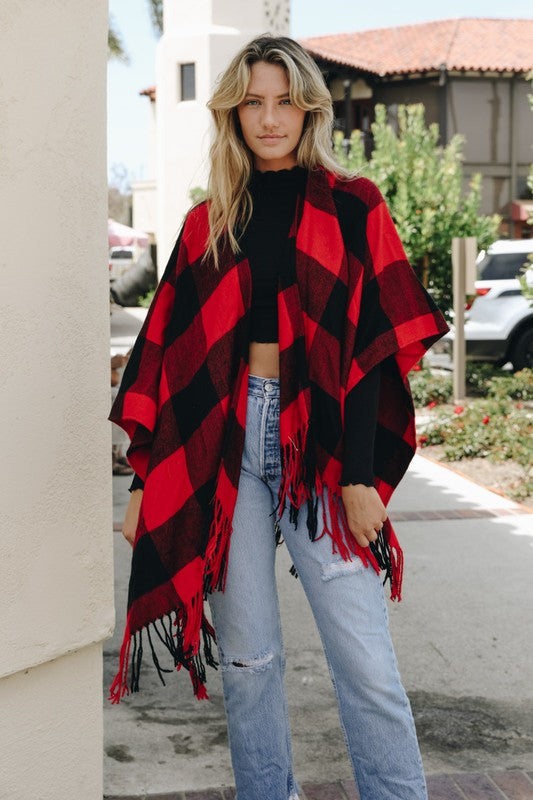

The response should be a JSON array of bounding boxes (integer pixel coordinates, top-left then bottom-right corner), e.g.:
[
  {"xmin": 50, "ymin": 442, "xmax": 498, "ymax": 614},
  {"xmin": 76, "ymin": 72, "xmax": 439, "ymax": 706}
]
[{"xmin": 179, "ymin": 62, "xmax": 196, "ymax": 102}]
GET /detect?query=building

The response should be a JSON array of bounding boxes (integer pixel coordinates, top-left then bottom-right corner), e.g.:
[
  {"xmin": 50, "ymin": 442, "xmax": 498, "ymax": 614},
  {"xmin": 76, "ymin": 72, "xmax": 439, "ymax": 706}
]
[
  {"xmin": 134, "ymin": 0, "xmax": 291, "ymax": 274},
  {"xmin": 132, "ymin": 14, "xmax": 533, "ymax": 271},
  {"xmin": 303, "ymin": 18, "xmax": 533, "ymax": 236}
]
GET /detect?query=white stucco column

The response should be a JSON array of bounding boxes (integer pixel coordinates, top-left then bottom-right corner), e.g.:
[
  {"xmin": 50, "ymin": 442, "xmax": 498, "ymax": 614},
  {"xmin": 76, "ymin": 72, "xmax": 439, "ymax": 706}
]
[
  {"xmin": 156, "ymin": 0, "xmax": 291, "ymax": 274},
  {"xmin": 0, "ymin": 3, "xmax": 113, "ymax": 799}
]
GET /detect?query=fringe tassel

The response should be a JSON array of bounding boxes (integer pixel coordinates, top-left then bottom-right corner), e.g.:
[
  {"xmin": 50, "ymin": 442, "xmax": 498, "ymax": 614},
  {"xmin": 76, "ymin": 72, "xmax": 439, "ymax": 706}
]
[
  {"xmin": 204, "ymin": 492, "xmax": 233, "ymax": 595},
  {"xmin": 276, "ymin": 423, "xmax": 312, "ymax": 530},
  {"xmin": 273, "ymin": 422, "xmax": 404, "ymax": 602},
  {"xmin": 107, "ymin": 602, "xmax": 219, "ymax": 705},
  {"xmin": 108, "ymin": 618, "xmax": 132, "ymax": 704},
  {"xmin": 382, "ymin": 518, "xmax": 404, "ymax": 601},
  {"xmin": 369, "ymin": 526, "xmax": 392, "ymax": 585}
]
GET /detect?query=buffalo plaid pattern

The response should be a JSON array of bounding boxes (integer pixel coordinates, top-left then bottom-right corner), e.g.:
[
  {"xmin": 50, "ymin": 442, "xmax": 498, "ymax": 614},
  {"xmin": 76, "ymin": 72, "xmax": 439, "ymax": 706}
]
[{"xmin": 108, "ymin": 165, "xmax": 450, "ymax": 703}]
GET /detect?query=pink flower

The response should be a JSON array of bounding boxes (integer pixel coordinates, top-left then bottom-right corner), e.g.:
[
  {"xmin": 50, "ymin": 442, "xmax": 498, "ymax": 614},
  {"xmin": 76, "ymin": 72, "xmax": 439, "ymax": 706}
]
[
  {"xmin": 412, "ymin": 362, "xmax": 422, "ymax": 372},
  {"xmin": 482, "ymin": 415, "xmax": 490, "ymax": 425},
  {"xmin": 516, "ymin": 402, "xmax": 523, "ymax": 409},
  {"xmin": 427, "ymin": 400, "xmax": 438, "ymax": 409},
  {"xmin": 454, "ymin": 405, "xmax": 464, "ymax": 414},
  {"xmin": 417, "ymin": 435, "xmax": 428, "ymax": 447}
]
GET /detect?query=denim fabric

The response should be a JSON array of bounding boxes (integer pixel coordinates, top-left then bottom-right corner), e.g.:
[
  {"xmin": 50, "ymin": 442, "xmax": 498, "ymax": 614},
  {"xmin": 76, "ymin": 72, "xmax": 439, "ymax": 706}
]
[{"xmin": 207, "ymin": 374, "xmax": 428, "ymax": 800}]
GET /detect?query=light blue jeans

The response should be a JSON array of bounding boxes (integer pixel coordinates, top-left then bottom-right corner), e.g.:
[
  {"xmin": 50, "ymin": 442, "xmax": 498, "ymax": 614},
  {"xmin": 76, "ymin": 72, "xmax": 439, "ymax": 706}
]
[{"xmin": 207, "ymin": 374, "xmax": 427, "ymax": 800}]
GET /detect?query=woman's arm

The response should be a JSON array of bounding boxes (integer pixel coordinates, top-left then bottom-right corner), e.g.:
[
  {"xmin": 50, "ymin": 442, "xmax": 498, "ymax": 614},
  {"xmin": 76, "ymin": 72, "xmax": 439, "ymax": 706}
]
[
  {"xmin": 340, "ymin": 363, "xmax": 388, "ymax": 547},
  {"xmin": 122, "ymin": 488, "xmax": 143, "ymax": 547},
  {"xmin": 339, "ymin": 362, "xmax": 380, "ymax": 488}
]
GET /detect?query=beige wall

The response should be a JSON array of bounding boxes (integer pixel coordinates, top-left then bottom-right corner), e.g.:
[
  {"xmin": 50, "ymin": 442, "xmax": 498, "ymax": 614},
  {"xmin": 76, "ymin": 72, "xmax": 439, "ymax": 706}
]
[
  {"xmin": 0, "ymin": 645, "xmax": 104, "ymax": 800},
  {"xmin": 374, "ymin": 81, "xmax": 442, "ymax": 127},
  {"xmin": 0, "ymin": 1, "xmax": 113, "ymax": 798}
]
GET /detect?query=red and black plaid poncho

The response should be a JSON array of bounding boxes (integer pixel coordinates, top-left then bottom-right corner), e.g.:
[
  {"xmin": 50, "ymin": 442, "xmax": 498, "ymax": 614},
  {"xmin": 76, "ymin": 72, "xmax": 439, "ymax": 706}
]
[{"xmin": 108, "ymin": 165, "xmax": 449, "ymax": 703}]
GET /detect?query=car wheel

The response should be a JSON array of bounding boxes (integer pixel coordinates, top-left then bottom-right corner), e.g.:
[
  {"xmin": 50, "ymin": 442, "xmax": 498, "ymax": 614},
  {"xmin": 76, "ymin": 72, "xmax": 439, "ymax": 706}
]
[{"xmin": 509, "ymin": 326, "xmax": 533, "ymax": 371}]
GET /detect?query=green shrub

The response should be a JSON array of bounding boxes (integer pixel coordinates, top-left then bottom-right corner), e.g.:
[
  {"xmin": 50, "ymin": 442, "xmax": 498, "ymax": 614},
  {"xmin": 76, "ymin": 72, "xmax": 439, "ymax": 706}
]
[
  {"xmin": 138, "ymin": 288, "xmax": 155, "ymax": 307},
  {"xmin": 409, "ymin": 368, "xmax": 453, "ymax": 405},
  {"xmin": 411, "ymin": 364, "xmax": 533, "ymax": 406},
  {"xmin": 486, "ymin": 369, "xmax": 533, "ymax": 401},
  {"xmin": 465, "ymin": 361, "xmax": 504, "ymax": 395},
  {"xmin": 420, "ymin": 397, "xmax": 532, "ymax": 467}
]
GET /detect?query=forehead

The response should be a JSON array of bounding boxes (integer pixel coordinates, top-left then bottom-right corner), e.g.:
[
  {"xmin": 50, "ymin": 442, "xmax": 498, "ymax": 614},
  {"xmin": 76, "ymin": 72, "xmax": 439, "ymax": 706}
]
[{"xmin": 245, "ymin": 61, "xmax": 289, "ymax": 93}]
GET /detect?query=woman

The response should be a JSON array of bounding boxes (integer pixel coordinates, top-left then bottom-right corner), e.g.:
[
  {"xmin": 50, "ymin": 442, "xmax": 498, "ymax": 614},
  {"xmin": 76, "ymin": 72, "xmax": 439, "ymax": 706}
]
[{"xmin": 109, "ymin": 34, "xmax": 449, "ymax": 800}]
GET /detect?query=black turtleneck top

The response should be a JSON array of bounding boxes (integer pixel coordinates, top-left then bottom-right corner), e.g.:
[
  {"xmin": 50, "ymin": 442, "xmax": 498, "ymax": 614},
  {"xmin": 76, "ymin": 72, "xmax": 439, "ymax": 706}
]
[
  {"xmin": 240, "ymin": 165, "xmax": 308, "ymax": 342},
  {"xmin": 129, "ymin": 164, "xmax": 379, "ymax": 492}
]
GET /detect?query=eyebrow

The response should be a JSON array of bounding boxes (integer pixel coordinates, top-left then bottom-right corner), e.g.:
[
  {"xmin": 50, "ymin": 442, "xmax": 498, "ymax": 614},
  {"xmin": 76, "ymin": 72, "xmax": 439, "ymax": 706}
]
[{"xmin": 244, "ymin": 92, "xmax": 290, "ymax": 98}]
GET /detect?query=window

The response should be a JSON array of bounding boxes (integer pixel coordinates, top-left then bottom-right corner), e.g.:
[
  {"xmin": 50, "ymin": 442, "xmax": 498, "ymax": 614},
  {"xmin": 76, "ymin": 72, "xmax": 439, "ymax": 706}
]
[
  {"xmin": 478, "ymin": 252, "xmax": 532, "ymax": 280},
  {"xmin": 179, "ymin": 63, "xmax": 195, "ymax": 101}
]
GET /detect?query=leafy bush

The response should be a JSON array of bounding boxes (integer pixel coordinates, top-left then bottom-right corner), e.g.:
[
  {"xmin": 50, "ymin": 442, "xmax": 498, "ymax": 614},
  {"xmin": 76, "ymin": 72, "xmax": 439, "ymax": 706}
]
[
  {"xmin": 333, "ymin": 103, "xmax": 501, "ymax": 318},
  {"xmin": 486, "ymin": 369, "xmax": 533, "ymax": 401},
  {"xmin": 410, "ymin": 368, "xmax": 452, "ymax": 405},
  {"xmin": 464, "ymin": 361, "xmax": 504, "ymax": 395},
  {"xmin": 419, "ymin": 397, "xmax": 532, "ymax": 468},
  {"xmin": 138, "ymin": 288, "xmax": 155, "ymax": 307},
  {"xmin": 410, "ymin": 364, "xmax": 533, "ymax": 405}
]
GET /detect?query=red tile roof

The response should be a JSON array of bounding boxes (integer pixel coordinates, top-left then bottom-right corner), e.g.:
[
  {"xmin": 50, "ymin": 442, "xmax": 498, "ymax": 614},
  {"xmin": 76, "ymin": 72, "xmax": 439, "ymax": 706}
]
[
  {"xmin": 299, "ymin": 17, "xmax": 533, "ymax": 76},
  {"xmin": 140, "ymin": 86, "xmax": 156, "ymax": 101}
]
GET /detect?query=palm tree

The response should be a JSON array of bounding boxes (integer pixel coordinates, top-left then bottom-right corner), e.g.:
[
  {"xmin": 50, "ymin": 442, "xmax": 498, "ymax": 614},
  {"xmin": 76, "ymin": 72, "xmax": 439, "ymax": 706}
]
[
  {"xmin": 147, "ymin": 0, "xmax": 163, "ymax": 35},
  {"xmin": 107, "ymin": 0, "xmax": 162, "ymax": 62},
  {"xmin": 108, "ymin": 15, "xmax": 129, "ymax": 63}
]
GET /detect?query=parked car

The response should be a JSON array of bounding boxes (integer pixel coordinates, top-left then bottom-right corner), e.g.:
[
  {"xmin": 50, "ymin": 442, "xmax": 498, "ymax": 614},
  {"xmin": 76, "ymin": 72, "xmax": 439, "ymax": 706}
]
[
  {"xmin": 109, "ymin": 246, "xmax": 157, "ymax": 307},
  {"xmin": 474, "ymin": 238, "xmax": 532, "ymax": 295},
  {"xmin": 109, "ymin": 246, "xmax": 135, "ymax": 281},
  {"xmin": 432, "ymin": 267, "xmax": 533, "ymax": 371}
]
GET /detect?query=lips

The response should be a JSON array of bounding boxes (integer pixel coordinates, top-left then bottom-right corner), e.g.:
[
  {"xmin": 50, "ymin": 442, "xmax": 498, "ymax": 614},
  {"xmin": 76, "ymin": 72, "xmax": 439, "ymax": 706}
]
[{"xmin": 259, "ymin": 135, "xmax": 284, "ymax": 140}]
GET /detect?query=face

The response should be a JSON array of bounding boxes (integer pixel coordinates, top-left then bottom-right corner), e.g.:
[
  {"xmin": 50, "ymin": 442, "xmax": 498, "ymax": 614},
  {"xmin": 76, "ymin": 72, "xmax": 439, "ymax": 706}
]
[{"xmin": 237, "ymin": 60, "xmax": 307, "ymax": 172}]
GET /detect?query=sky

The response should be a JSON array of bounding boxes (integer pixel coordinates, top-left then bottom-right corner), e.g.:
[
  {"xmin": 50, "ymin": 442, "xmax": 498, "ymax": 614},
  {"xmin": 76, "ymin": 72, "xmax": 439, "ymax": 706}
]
[{"xmin": 107, "ymin": 0, "xmax": 532, "ymax": 184}]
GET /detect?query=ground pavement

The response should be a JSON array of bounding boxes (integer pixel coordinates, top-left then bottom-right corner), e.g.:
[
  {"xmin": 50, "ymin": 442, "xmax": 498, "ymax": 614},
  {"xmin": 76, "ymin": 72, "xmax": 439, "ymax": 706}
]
[{"xmin": 104, "ymin": 306, "xmax": 533, "ymax": 799}]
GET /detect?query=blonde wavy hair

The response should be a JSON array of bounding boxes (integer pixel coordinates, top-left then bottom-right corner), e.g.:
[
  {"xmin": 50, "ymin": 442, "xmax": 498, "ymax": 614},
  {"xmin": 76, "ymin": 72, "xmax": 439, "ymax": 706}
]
[{"xmin": 202, "ymin": 33, "xmax": 362, "ymax": 270}]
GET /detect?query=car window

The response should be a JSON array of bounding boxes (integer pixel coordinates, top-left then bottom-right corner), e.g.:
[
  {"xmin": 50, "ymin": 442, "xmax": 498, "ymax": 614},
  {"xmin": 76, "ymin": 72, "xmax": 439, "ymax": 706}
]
[
  {"xmin": 478, "ymin": 251, "xmax": 532, "ymax": 280},
  {"xmin": 111, "ymin": 250, "xmax": 134, "ymax": 259}
]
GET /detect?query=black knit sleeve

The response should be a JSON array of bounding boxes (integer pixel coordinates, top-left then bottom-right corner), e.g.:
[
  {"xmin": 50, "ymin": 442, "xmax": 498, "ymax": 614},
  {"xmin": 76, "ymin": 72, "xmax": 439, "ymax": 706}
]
[
  {"xmin": 129, "ymin": 473, "xmax": 145, "ymax": 493},
  {"xmin": 339, "ymin": 362, "xmax": 381, "ymax": 487}
]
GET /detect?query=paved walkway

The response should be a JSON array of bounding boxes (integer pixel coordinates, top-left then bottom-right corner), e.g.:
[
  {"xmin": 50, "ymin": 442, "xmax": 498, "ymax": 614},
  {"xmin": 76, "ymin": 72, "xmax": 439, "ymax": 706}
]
[
  {"xmin": 106, "ymin": 307, "xmax": 533, "ymax": 799},
  {"xmin": 104, "ymin": 769, "xmax": 533, "ymax": 798}
]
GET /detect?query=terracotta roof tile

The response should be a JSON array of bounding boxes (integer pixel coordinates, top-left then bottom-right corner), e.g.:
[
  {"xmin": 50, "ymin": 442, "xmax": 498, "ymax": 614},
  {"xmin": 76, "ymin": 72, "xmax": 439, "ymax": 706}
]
[
  {"xmin": 140, "ymin": 85, "xmax": 156, "ymax": 101},
  {"xmin": 299, "ymin": 17, "xmax": 533, "ymax": 76}
]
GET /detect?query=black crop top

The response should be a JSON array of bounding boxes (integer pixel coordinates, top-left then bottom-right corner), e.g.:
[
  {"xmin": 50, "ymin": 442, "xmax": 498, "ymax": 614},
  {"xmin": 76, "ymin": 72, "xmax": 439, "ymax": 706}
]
[
  {"xmin": 128, "ymin": 165, "xmax": 380, "ymax": 492},
  {"xmin": 240, "ymin": 165, "xmax": 308, "ymax": 342}
]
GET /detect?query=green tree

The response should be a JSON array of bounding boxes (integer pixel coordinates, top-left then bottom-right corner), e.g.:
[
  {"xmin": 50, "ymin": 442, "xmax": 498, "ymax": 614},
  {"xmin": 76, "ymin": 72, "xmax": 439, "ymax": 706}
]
[
  {"xmin": 147, "ymin": 0, "xmax": 163, "ymax": 35},
  {"xmin": 334, "ymin": 103, "xmax": 501, "ymax": 318},
  {"xmin": 108, "ymin": 15, "xmax": 129, "ymax": 63}
]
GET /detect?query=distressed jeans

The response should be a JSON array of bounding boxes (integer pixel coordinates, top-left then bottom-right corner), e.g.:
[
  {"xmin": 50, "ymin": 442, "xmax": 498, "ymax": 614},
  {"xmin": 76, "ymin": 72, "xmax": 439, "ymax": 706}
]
[{"xmin": 207, "ymin": 374, "xmax": 428, "ymax": 800}]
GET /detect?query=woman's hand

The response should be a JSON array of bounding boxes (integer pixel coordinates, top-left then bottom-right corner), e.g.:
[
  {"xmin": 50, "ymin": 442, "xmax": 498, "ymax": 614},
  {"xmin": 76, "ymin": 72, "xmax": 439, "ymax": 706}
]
[
  {"xmin": 340, "ymin": 483, "xmax": 388, "ymax": 549},
  {"xmin": 122, "ymin": 489, "xmax": 143, "ymax": 547}
]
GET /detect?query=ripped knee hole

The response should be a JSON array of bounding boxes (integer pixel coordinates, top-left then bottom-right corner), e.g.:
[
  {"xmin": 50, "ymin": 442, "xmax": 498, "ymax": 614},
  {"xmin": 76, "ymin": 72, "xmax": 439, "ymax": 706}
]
[
  {"xmin": 222, "ymin": 652, "xmax": 274, "ymax": 673},
  {"xmin": 321, "ymin": 555, "xmax": 365, "ymax": 581}
]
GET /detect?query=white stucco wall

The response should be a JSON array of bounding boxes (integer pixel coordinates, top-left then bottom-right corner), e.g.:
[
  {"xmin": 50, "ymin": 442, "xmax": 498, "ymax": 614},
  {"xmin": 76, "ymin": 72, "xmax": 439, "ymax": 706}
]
[
  {"xmin": 132, "ymin": 179, "xmax": 157, "ymax": 238},
  {"xmin": 156, "ymin": 0, "xmax": 290, "ymax": 273},
  {"xmin": 0, "ymin": 2, "xmax": 112, "ymax": 798},
  {"xmin": 0, "ymin": 644, "xmax": 104, "ymax": 800}
]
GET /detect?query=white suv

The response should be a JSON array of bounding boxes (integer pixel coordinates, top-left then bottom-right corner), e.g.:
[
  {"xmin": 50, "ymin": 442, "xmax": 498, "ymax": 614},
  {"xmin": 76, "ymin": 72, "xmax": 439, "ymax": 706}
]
[
  {"xmin": 430, "ymin": 239, "xmax": 533, "ymax": 371},
  {"xmin": 475, "ymin": 239, "xmax": 532, "ymax": 295},
  {"xmin": 109, "ymin": 246, "xmax": 135, "ymax": 281}
]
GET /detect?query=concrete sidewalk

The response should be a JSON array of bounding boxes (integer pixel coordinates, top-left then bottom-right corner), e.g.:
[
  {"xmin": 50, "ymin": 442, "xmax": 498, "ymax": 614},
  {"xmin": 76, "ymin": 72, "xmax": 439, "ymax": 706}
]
[
  {"xmin": 104, "ymin": 770, "xmax": 533, "ymax": 799},
  {"xmin": 105, "ymin": 307, "xmax": 533, "ymax": 798}
]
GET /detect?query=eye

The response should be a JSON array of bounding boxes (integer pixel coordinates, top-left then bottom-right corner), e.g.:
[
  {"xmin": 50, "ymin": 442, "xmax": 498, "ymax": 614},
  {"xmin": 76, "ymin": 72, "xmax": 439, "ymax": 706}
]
[
  {"xmin": 281, "ymin": 98, "xmax": 291, "ymax": 105},
  {"xmin": 245, "ymin": 99, "xmax": 258, "ymax": 105}
]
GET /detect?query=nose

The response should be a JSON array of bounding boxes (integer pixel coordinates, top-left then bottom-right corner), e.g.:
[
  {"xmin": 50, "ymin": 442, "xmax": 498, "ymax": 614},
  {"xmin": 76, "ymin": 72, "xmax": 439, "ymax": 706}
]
[{"xmin": 260, "ymin": 101, "xmax": 280, "ymax": 129}]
